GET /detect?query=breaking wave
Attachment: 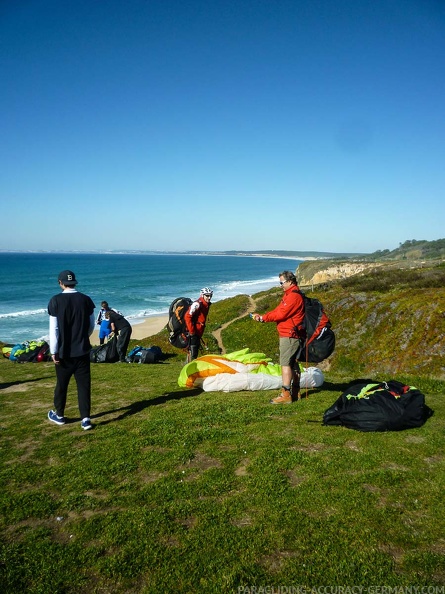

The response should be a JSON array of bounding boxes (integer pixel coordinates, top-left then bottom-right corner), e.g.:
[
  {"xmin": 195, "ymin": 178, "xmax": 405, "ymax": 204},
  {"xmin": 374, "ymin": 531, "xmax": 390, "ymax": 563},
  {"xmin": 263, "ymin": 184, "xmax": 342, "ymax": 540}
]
[{"xmin": 0, "ymin": 308, "xmax": 47, "ymax": 319}]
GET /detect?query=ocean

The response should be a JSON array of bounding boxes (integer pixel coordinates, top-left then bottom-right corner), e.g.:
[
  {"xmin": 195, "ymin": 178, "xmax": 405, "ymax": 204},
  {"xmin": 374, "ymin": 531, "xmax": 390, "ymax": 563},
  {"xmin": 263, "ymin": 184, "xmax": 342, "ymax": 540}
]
[{"xmin": 0, "ymin": 252, "xmax": 302, "ymax": 345}]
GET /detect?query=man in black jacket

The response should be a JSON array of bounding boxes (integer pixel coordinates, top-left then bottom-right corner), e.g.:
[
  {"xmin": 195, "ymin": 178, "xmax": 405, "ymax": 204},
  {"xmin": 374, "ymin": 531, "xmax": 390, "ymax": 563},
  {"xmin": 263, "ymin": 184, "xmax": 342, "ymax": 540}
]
[
  {"xmin": 106, "ymin": 310, "xmax": 132, "ymax": 362},
  {"xmin": 47, "ymin": 270, "xmax": 95, "ymax": 430}
]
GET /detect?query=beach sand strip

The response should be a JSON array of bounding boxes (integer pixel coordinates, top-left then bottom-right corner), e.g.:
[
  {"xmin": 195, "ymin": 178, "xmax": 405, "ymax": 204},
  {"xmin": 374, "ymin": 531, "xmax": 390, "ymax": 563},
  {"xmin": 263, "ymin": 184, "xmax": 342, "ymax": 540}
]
[{"xmin": 91, "ymin": 315, "xmax": 169, "ymax": 345}]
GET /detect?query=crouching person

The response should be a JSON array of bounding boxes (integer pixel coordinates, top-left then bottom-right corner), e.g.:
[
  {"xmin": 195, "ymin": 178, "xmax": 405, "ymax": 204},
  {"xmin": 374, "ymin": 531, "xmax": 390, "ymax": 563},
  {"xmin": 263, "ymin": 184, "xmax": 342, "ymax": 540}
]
[{"xmin": 105, "ymin": 310, "xmax": 132, "ymax": 363}]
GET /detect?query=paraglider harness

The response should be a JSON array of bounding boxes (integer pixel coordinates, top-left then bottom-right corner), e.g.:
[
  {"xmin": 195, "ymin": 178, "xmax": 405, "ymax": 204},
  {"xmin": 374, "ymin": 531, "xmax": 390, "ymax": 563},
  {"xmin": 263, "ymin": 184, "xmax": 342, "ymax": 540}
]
[
  {"xmin": 167, "ymin": 297, "xmax": 193, "ymax": 349},
  {"xmin": 291, "ymin": 289, "xmax": 335, "ymax": 365},
  {"xmin": 166, "ymin": 296, "xmax": 208, "ymax": 359}
]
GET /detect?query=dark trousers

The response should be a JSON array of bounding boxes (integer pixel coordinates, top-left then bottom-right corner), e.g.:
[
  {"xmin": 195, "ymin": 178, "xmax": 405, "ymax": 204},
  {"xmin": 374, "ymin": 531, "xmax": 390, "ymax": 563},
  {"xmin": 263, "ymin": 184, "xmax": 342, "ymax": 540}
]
[
  {"xmin": 117, "ymin": 326, "xmax": 132, "ymax": 362},
  {"xmin": 54, "ymin": 354, "xmax": 91, "ymax": 419},
  {"xmin": 189, "ymin": 334, "xmax": 200, "ymax": 360}
]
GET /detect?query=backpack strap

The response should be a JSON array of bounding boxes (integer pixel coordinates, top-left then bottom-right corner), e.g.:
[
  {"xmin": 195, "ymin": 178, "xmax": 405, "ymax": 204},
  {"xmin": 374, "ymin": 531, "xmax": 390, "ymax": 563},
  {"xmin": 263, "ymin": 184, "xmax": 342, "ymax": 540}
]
[{"xmin": 290, "ymin": 289, "xmax": 306, "ymax": 338}]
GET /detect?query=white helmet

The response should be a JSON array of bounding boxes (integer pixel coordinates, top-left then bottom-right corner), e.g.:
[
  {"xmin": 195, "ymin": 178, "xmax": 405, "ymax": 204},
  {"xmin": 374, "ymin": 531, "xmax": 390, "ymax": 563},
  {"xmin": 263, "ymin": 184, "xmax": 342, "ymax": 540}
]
[{"xmin": 200, "ymin": 287, "xmax": 213, "ymax": 297}]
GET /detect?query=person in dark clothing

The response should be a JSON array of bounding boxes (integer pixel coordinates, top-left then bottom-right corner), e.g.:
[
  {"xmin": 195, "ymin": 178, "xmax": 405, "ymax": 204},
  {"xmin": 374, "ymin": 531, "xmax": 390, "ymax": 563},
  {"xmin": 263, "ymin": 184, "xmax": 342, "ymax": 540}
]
[
  {"xmin": 105, "ymin": 310, "xmax": 132, "ymax": 362},
  {"xmin": 47, "ymin": 270, "xmax": 96, "ymax": 430}
]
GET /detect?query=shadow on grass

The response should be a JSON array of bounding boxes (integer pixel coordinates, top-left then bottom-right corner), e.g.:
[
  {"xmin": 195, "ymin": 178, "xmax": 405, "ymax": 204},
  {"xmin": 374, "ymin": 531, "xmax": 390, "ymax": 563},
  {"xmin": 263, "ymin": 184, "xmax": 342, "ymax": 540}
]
[
  {"xmin": 92, "ymin": 388, "xmax": 203, "ymax": 425},
  {"xmin": 0, "ymin": 376, "xmax": 52, "ymax": 390},
  {"xmin": 322, "ymin": 379, "xmax": 380, "ymax": 394},
  {"xmin": 159, "ymin": 353, "xmax": 177, "ymax": 361}
]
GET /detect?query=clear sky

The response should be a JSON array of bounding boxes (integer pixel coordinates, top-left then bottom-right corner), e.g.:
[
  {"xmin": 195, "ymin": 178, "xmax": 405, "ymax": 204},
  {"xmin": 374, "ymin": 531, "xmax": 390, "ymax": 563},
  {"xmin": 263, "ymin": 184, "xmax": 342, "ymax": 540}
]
[{"xmin": 1, "ymin": 0, "xmax": 444, "ymax": 254}]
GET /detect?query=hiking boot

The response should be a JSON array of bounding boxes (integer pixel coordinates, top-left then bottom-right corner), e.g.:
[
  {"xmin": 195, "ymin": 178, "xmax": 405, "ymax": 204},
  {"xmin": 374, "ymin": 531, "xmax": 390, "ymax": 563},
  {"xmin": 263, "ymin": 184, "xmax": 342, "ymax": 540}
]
[
  {"xmin": 48, "ymin": 410, "xmax": 65, "ymax": 425},
  {"xmin": 270, "ymin": 389, "xmax": 293, "ymax": 404},
  {"xmin": 81, "ymin": 418, "xmax": 92, "ymax": 431}
]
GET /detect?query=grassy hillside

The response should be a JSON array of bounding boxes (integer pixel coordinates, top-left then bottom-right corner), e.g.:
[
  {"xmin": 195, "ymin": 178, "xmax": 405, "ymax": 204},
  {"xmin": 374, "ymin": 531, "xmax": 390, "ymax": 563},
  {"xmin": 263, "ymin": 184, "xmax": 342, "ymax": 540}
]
[
  {"xmin": 365, "ymin": 238, "xmax": 445, "ymax": 261},
  {"xmin": 210, "ymin": 265, "xmax": 445, "ymax": 380},
  {"xmin": 296, "ymin": 239, "xmax": 445, "ymax": 287},
  {"xmin": 1, "ymin": 265, "xmax": 445, "ymax": 592}
]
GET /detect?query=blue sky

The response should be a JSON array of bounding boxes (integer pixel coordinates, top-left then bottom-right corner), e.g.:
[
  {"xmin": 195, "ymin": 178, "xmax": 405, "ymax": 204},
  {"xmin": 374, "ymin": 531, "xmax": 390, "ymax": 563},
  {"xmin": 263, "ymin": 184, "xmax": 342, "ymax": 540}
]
[{"xmin": 1, "ymin": 0, "xmax": 444, "ymax": 254}]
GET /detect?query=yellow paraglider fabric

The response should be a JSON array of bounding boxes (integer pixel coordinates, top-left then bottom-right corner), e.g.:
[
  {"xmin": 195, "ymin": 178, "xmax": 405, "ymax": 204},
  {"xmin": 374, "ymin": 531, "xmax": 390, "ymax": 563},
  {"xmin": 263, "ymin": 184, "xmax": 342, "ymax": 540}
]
[{"xmin": 178, "ymin": 349, "xmax": 286, "ymax": 388}]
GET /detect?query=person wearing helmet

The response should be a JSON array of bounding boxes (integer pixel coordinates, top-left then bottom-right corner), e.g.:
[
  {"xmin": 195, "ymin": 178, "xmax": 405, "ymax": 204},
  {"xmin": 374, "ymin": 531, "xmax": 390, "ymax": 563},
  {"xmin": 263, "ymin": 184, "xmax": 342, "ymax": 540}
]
[{"xmin": 185, "ymin": 287, "xmax": 213, "ymax": 360}]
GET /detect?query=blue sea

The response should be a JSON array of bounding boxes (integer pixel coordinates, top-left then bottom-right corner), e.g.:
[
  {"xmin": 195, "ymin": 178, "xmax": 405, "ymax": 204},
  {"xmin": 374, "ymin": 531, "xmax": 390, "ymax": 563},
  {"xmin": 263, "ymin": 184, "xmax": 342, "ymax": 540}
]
[{"xmin": 0, "ymin": 252, "xmax": 302, "ymax": 345}]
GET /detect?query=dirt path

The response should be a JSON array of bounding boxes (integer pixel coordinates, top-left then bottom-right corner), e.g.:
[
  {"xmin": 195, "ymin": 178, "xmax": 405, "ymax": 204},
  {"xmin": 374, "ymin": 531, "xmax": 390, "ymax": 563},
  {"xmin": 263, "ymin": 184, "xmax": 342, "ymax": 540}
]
[{"xmin": 212, "ymin": 295, "xmax": 257, "ymax": 354}]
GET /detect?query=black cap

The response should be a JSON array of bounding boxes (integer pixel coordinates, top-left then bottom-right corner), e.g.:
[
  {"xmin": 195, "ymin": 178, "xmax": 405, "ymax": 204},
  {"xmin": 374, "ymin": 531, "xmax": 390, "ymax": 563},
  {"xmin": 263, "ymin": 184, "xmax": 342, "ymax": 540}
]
[{"xmin": 58, "ymin": 270, "xmax": 78, "ymax": 286}]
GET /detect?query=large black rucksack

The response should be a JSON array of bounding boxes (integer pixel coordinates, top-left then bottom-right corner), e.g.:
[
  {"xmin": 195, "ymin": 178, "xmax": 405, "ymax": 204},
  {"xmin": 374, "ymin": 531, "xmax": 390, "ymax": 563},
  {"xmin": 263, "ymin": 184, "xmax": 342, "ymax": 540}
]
[
  {"xmin": 90, "ymin": 335, "xmax": 119, "ymax": 363},
  {"xmin": 323, "ymin": 380, "xmax": 433, "ymax": 432},
  {"xmin": 293, "ymin": 290, "xmax": 335, "ymax": 363},
  {"xmin": 166, "ymin": 297, "xmax": 193, "ymax": 349}
]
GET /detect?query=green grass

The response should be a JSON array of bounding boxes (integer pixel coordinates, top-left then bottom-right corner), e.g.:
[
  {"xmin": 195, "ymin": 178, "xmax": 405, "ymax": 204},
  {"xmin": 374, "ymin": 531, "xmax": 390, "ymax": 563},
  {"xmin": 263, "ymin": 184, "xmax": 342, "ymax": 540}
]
[
  {"xmin": 1, "ymin": 358, "xmax": 444, "ymax": 592},
  {"xmin": 1, "ymin": 287, "xmax": 445, "ymax": 593},
  {"xmin": 336, "ymin": 265, "xmax": 445, "ymax": 292}
]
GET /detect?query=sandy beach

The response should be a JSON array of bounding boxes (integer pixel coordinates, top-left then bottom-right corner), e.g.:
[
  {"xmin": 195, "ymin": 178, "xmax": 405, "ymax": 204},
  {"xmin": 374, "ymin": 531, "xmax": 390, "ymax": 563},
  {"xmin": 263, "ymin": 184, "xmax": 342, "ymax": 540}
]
[{"xmin": 91, "ymin": 315, "xmax": 169, "ymax": 346}]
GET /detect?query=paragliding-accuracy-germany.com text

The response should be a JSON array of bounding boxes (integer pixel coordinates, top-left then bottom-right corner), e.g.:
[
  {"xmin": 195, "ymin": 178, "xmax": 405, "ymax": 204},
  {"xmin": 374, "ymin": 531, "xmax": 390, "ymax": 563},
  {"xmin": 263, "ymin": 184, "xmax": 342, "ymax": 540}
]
[{"xmin": 237, "ymin": 587, "xmax": 445, "ymax": 594}]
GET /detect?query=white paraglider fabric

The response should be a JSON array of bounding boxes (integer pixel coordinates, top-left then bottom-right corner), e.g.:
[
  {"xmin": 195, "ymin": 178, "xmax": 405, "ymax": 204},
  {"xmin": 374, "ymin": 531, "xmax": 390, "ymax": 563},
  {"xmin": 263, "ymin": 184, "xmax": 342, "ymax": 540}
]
[{"xmin": 199, "ymin": 366, "xmax": 324, "ymax": 392}]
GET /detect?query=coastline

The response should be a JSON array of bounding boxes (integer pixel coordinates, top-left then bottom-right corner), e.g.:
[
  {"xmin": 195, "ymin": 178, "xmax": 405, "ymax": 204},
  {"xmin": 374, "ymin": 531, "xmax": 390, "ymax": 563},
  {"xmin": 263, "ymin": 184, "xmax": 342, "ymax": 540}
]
[
  {"xmin": 91, "ymin": 314, "xmax": 169, "ymax": 345},
  {"xmin": 0, "ymin": 250, "xmax": 315, "ymax": 260},
  {"xmin": 0, "ymin": 252, "xmax": 305, "ymax": 345}
]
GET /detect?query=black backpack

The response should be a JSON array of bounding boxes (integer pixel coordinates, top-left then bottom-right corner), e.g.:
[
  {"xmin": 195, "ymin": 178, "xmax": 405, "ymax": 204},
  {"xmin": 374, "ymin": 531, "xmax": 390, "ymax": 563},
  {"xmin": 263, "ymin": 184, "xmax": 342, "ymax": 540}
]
[
  {"xmin": 293, "ymin": 290, "xmax": 335, "ymax": 363},
  {"xmin": 166, "ymin": 297, "xmax": 193, "ymax": 349},
  {"xmin": 140, "ymin": 346, "xmax": 163, "ymax": 363},
  {"xmin": 126, "ymin": 345, "xmax": 163, "ymax": 363},
  {"xmin": 323, "ymin": 380, "xmax": 433, "ymax": 432},
  {"xmin": 90, "ymin": 335, "xmax": 119, "ymax": 363}
]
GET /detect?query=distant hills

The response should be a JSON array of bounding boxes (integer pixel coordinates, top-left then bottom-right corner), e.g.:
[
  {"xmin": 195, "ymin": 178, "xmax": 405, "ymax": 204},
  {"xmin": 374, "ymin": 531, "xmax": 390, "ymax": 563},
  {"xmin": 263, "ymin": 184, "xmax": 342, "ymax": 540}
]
[
  {"xmin": 362, "ymin": 238, "xmax": 445, "ymax": 261},
  {"xmin": 205, "ymin": 238, "xmax": 445, "ymax": 262},
  {"xmin": 2, "ymin": 239, "xmax": 444, "ymax": 261},
  {"xmin": 190, "ymin": 249, "xmax": 365, "ymax": 259}
]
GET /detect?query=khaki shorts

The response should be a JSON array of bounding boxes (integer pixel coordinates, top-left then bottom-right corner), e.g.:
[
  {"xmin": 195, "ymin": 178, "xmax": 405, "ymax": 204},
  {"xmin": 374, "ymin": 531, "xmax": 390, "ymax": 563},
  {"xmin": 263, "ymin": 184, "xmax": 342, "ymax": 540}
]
[{"xmin": 279, "ymin": 337, "xmax": 303, "ymax": 367}]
